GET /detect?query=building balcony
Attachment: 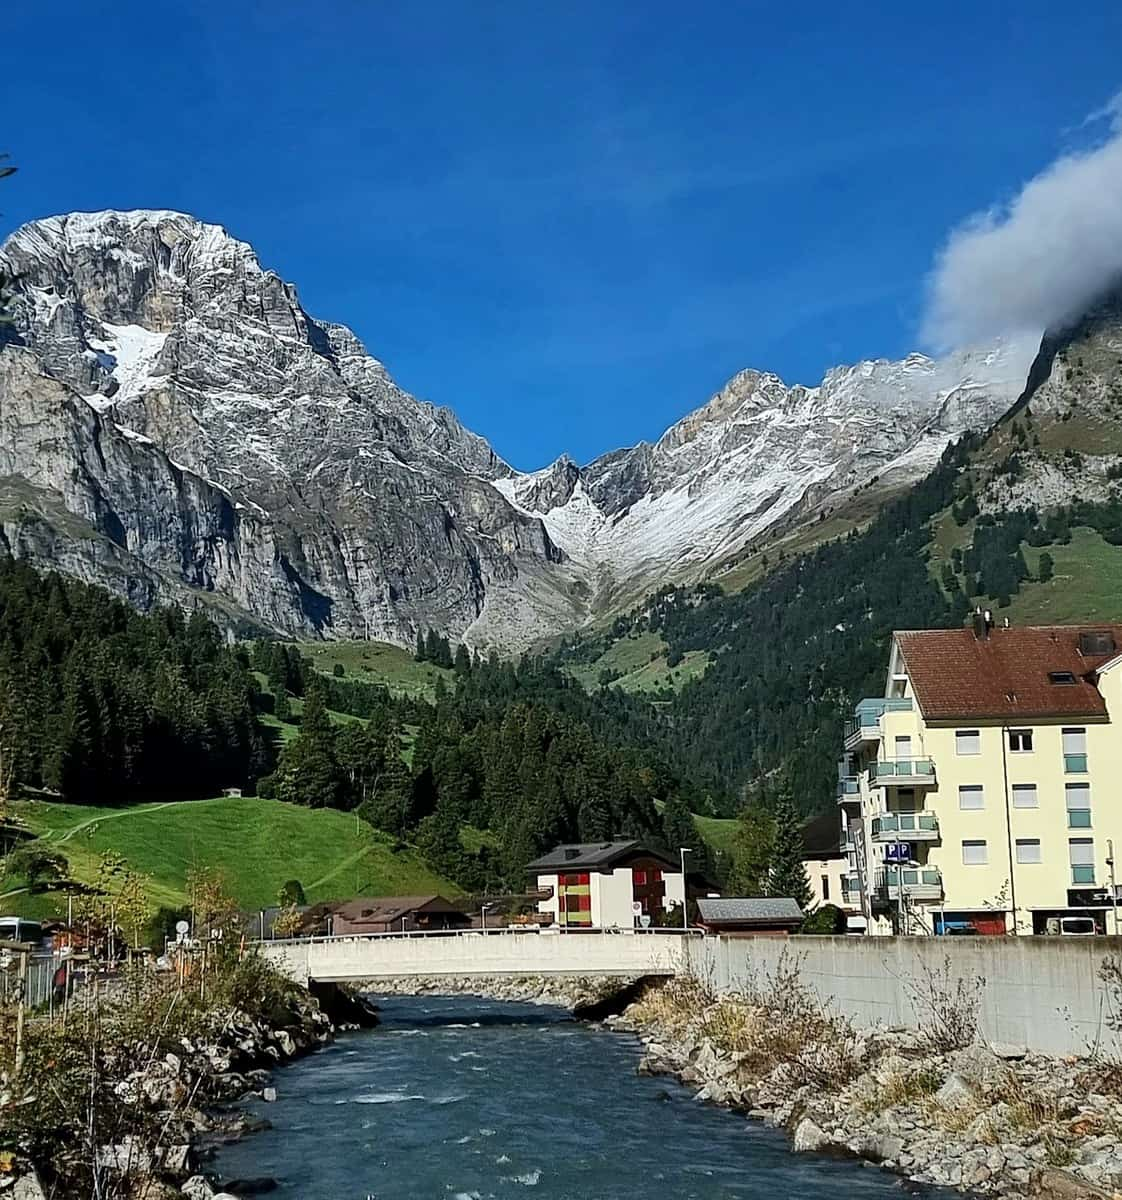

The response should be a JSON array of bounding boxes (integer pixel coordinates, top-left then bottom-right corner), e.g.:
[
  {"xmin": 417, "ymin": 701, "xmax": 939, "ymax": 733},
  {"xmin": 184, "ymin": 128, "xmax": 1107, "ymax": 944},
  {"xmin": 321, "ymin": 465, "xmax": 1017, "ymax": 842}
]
[
  {"xmin": 836, "ymin": 776, "xmax": 861, "ymax": 803},
  {"xmin": 867, "ymin": 758, "xmax": 937, "ymax": 788},
  {"xmin": 870, "ymin": 810, "xmax": 940, "ymax": 842},
  {"xmin": 876, "ymin": 865, "xmax": 943, "ymax": 902},
  {"xmin": 841, "ymin": 873, "xmax": 863, "ymax": 901},
  {"xmin": 843, "ymin": 698, "xmax": 914, "ymax": 751}
]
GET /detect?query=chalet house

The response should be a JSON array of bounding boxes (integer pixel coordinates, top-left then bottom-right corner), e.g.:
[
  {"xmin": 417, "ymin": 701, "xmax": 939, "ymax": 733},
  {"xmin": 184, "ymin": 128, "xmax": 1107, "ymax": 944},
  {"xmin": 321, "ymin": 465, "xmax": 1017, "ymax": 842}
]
[
  {"xmin": 329, "ymin": 895, "xmax": 470, "ymax": 935},
  {"xmin": 526, "ymin": 840, "xmax": 686, "ymax": 929}
]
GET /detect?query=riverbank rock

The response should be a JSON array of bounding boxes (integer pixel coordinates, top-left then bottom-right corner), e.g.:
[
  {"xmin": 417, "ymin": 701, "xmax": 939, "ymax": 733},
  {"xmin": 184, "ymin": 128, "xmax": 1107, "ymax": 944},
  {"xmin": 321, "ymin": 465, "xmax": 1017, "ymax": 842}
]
[
  {"xmin": 792, "ymin": 1118, "xmax": 830, "ymax": 1153},
  {"xmin": 368, "ymin": 973, "xmax": 642, "ymax": 1011},
  {"xmin": 11, "ymin": 1174, "xmax": 46, "ymax": 1200},
  {"xmin": 616, "ymin": 984, "xmax": 1122, "ymax": 1200}
]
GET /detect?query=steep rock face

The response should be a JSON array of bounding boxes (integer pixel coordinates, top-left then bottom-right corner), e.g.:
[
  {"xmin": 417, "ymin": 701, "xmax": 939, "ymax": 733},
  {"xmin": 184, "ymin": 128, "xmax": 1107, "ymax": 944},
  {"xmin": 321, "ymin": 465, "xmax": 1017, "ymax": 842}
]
[
  {"xmin": 0, "ymin": 207, "xmax": 1044, "ymax": 648},
  {"xmin": 974, "ymin": 291, "xmax": 1122, "ymax": 514},
  {"xmin": 499, "ymin": 339, "xmax": 1038, "ymax": 597},
  {"xmin": 0, "ymin": 211, "xmax": 570, "ymax": 648}
]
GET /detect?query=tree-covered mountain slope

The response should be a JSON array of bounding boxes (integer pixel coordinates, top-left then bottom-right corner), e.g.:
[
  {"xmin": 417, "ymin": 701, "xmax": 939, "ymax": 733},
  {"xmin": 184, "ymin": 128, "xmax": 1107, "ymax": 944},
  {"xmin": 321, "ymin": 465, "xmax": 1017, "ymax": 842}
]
[{"xmin": 551, "ymin": 296, "xmax": 1122, "ymax": 815}]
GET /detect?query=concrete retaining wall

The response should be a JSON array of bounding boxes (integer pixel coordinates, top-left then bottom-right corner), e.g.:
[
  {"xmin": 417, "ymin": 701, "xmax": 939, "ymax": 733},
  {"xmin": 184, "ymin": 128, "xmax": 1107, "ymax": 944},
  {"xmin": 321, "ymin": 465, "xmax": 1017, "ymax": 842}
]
[
  {"xmin": 688, "ymin": 935, "xmax": 1122, "ymax": 1057},
  {"xmin": 260, "ymin": 930, "xmax": 1122, "ymax": 1057}
]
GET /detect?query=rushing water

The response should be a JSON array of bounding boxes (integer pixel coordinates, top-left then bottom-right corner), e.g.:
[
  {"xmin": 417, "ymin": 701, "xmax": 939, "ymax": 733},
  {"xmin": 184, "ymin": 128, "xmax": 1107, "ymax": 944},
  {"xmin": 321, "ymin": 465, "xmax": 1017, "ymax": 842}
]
[{"xmin": 212, "ymin": 995, "xmax": 916, "ymax": 1199}]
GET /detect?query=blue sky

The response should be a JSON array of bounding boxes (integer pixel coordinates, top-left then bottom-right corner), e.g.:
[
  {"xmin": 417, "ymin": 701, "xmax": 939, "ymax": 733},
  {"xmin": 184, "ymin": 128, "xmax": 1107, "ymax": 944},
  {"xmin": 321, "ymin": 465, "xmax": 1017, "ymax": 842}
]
[{"xmin": 4, "ymin": 2, "xmax": 1121, "ymax": 469}]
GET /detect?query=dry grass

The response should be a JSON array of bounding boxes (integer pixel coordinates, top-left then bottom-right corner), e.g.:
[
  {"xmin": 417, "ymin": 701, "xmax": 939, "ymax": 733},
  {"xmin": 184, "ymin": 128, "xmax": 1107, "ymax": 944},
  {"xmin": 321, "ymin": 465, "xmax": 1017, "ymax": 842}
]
[
  {"xmin": 861, "ymin": 1065, "xmax": 942, "ymax": 1112},
  {"xmin": 629, "ymin": 974, "xmax": 713, "ymax": 1036},
  {"xmin": 712, "ymin": 950, "xmax": 863, "ymax": 1095},
  {"xmin": 698, "ymin": 1001, "xmax": 760, "ymax": 1054}
]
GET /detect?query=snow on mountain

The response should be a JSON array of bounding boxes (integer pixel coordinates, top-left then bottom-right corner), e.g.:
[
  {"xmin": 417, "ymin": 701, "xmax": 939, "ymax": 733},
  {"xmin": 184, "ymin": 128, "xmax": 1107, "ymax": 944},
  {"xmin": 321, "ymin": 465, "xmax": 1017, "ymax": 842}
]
[
  {"xmin": 497, "ymin": 336, "xmax": 1039, "ymax": 594},
  {"xmin": 0, "ymin": 206, "xmax": 1041, "ymax": 648}
]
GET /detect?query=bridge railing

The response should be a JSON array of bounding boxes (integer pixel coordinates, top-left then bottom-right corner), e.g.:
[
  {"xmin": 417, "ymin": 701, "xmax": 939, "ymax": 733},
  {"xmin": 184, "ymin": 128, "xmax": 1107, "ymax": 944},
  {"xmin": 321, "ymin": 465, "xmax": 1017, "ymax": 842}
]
[{"xmin": 257, "ymin": 926, "xmax": 702, "ymax": 947}]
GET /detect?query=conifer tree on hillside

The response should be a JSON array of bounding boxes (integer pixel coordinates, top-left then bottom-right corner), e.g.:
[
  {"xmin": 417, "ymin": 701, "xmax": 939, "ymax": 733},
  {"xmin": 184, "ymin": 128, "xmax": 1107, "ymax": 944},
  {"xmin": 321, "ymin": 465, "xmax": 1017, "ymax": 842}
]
[
  {"xmin": 453, "ymin": 642, "xmax": 471, "ymax": 675},
  {"xmin": 424, "ymin": 628, "xmax": 441, "ymax": 663},
  {"xmin": 414, "ymin": 629, "xmax": 427, "ymax": 662},
  {"xmin": 726, "ymin": 802, "xmax": 775, "ymax": 896},
  {"xmin": 768, "ymin": 786, "xmax": 813, "ymax": 909},
  {"xmin": 273, "ymin": 688, "xmax": 341, "ymax": 809}
]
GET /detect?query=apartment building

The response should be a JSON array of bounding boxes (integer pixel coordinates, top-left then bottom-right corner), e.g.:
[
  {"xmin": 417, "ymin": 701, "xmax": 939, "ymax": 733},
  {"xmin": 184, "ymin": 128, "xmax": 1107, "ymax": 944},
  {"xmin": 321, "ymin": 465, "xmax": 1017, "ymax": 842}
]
[{"xmin": 837, "ymin": 616, "xmax": 1122, "ymax": 936}]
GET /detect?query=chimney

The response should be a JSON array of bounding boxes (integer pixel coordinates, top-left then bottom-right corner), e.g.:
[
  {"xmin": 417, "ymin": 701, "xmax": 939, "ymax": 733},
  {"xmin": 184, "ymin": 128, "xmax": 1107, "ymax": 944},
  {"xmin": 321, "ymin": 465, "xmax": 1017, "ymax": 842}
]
[{"xmin": 972, "ymin": 608, "xmax": 988, "ymax": 641}]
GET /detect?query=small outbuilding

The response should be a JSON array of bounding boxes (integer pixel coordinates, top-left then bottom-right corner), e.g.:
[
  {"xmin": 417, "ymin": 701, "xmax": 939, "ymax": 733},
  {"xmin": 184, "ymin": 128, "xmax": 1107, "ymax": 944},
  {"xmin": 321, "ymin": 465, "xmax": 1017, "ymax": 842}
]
[
  {"xmin": 695, "ymin": 897, "xmax": 804, "ymax": 937},
  {"xmin": 329, "ymin": 895, "xmax": 470, "ymax": 935}
]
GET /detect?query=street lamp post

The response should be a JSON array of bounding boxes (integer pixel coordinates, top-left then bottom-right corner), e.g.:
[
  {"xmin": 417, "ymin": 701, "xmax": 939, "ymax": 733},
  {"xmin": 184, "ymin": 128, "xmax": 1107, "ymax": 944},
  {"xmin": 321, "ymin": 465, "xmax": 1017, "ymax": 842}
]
[
  {"xmin": 679, "ymin": 847, "xmax": 693, "ymax": 929},
  {"xmin": 1108, "ymin": 840, "xmax": 1119, "ymax": 937},
  {"xmin": 481, "ymin": 903, "xmax": 493, "ymax": 933}
]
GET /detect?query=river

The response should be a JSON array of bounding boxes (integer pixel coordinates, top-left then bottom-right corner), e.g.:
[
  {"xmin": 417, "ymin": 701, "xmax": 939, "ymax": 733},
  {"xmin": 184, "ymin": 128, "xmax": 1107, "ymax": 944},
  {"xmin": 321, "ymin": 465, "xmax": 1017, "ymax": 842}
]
[{"xmin": 212, "ymin": 995, "xmax": 917, "ymax": 1199}]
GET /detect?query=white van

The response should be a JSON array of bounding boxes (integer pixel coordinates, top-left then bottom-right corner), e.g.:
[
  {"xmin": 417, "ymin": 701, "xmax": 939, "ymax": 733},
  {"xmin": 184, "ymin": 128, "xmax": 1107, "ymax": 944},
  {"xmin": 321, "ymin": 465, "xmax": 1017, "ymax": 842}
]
[
  {"xmin": 0, "ymin": 917, "xmax": 45, "ymax": 945},
  {"xmin": 1044, "ymin": 916, "xmax": 1098, "ymax": 936}
]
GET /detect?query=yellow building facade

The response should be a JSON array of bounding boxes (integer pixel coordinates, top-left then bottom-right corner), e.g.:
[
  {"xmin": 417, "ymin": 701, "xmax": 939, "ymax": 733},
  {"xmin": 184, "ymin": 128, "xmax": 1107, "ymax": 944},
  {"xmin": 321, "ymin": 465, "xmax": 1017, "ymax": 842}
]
[{"xmin": 838, "ymin": 620, "xmax": 1122, "ymax": 936}]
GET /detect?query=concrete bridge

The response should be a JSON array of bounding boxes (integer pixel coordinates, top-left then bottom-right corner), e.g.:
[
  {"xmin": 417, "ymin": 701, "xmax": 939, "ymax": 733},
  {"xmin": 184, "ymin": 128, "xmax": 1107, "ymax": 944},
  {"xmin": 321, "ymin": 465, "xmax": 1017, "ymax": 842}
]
[{"xmin": 258, "ymin": 928, "xmax": 692, "ymax": 986}]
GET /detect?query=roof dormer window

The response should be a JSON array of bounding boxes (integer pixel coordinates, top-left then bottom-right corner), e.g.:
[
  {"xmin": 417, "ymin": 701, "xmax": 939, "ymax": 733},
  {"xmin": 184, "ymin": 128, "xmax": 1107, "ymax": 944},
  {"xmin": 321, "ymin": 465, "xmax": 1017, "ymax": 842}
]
[{"xmin": 1048, "ymin": 671, "xmax": 1077, "ymax": 685}]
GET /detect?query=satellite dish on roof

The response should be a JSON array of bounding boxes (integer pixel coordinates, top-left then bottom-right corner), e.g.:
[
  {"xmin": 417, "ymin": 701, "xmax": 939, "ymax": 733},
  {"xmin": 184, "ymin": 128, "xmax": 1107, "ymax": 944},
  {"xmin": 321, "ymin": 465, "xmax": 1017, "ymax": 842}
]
[{"xmin": 175, "ymin": 920, "xmax": 189, "ymax": 935}]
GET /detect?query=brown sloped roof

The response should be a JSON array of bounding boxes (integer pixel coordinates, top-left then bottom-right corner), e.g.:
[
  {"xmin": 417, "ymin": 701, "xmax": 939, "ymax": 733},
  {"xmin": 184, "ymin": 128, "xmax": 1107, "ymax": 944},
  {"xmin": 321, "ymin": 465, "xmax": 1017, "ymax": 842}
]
[
  {"xmin": 895, "ymin": 625, "xmax": 1122, "ymax": 722},
  {"xmin": 331, "ymin": 895, "xmax": 464, "ymax": 923}
]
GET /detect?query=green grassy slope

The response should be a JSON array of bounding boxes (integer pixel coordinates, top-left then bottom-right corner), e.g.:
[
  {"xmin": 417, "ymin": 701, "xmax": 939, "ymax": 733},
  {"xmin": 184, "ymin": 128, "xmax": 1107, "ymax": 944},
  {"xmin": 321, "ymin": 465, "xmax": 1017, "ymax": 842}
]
[
  {"xmin": 692, "ymin": 813, "xmax": 738, "ymax": 857},
  {"xmin": 297, "ymin": 639, "xmax": 452, "ymax": 699},
  {"xmin": 1006, "ymin": 528, "xmax": 1122, "ymax": 624},
  {"xmin": 567, "ymin": 631, "xmax": 710, "ymax": 695},
  {"xmin": 3, "ymin": 797, "xmax": 458, "ymax": 919}
]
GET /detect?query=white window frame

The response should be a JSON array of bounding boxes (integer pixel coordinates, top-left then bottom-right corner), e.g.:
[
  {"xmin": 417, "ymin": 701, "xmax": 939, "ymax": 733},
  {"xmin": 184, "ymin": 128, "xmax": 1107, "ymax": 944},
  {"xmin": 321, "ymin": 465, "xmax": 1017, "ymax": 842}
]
[
  {"xmin": 1062, "ymin": 727, "xmax": 1088, "ymax": 755},
  {"xmin": 1011, "ymin": 783, "xmax": 1038, "ymax": 809},
  {"xmin": 1008, "ymin": 728, "xmax": 1034, "ymax": 753},
  {"xmin": 956, "ymin": 729, "xmax": 982, "ymax": 756},
  {"xmin": 962, "ymin": 839, "xmax": 988, "ymax": 866},
  {"xmin": 1015, "ymin": 838, "xmax": 1042, "ymax": 865},
  {"xmin": 958, "ymin": 784, "xmax": 985, "ymax": 811},
  {"xmin": 1069, "ymin": 838, "xmax": 1095, "ymax": 866}
]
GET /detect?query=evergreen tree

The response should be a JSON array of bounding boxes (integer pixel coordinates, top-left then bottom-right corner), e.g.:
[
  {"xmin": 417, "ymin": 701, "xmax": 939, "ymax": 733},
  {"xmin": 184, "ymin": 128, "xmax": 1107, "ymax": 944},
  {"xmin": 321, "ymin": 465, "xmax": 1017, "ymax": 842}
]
[
  {"xmin": 273, "ymin": 689, "xmax": 341, "ymax": 809},
  {"xmin": 424, "ymin": 628, "xmax": 441, "ymax": 663},
  {"xmin": 414, "ymin": 628, "xmax": 427, "ymax": 662},
  {"xmin": 453, "ymin": 642, "xmax": 471, "ymax": 676},
  {"xmin": 768, "ymin": 787, "xmax": 812, "ymax": 909},
  {"xmin": 726, "ymin": 802, "xmax": 774, "ymax": 895},
  {"xmin": 1038, "ymin": 551, "xmax": 1055, "ymax": 583}
]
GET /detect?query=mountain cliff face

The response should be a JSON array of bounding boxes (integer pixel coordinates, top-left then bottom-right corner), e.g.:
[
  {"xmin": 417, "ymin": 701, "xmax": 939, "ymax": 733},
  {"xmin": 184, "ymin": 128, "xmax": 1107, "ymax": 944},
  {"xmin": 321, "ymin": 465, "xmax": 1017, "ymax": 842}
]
[
  {"xmin": 0, "ymin": 211, "xmax": 572, "ymax": 648},
  {"xmin": 966, "ymin": 289, "xmax": 1122, "ymax": 515},
  {"xmin": 0, "ymin": 209, "xmax": 1039, "ymax": 647}
]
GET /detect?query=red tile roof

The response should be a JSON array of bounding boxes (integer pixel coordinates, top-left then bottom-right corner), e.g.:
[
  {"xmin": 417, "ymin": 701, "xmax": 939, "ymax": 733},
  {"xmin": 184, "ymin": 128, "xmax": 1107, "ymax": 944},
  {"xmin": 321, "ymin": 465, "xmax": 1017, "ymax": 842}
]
[{"xmin": 895, "ymin": 625, "xmax": 1122, "ymax": 722}]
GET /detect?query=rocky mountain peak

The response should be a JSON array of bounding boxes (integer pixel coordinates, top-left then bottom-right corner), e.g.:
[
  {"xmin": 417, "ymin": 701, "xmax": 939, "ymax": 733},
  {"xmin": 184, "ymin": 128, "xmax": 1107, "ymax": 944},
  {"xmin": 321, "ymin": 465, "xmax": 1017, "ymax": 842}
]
[{"xmin": 0, "ymin": 206, "xmax": 1045, "ymax": 651}]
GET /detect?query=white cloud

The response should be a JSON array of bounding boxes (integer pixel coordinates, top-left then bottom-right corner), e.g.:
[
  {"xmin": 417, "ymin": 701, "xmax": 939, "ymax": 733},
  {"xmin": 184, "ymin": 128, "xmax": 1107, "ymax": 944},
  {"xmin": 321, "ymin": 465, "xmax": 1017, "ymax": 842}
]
[{"xmin": 923, "ymin": 93, "xmax": 1122, "ymax": 350}]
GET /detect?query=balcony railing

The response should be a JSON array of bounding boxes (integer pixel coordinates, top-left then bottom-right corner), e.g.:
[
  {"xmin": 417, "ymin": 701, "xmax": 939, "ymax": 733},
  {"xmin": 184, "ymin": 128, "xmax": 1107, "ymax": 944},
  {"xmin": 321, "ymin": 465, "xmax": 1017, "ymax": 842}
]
[
  {"xmin": 876, "ymin": 865, "xmax": 943, "ymax": 901},
  {"xmin": 836, "ymin": 776, "xmax": 860, "ymax": 802},
  {"xmin": 841, "ymin": 873, "xmax": 863, "ymax": 899},
  {"xmin": 870, "ymin": 811, "xmax": 940, "ymax": 841},
  {"xmin": 843, "ymin": 698, "xmax": 913, "ymax": 749},
  {"xmin": 1064, "ymin": 754, "xmax": 1089, "ymax": 774},
  {"xmin": 867, "ymin": 758, "xmax": 937, "ymax": 787}
]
